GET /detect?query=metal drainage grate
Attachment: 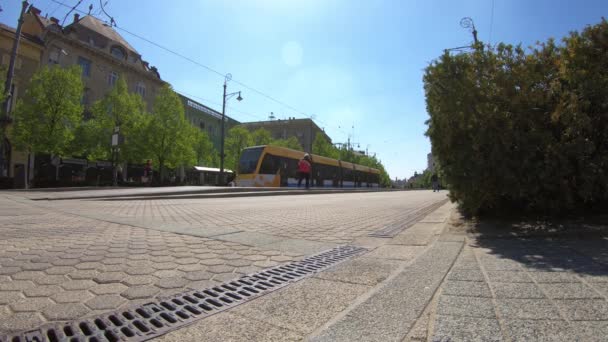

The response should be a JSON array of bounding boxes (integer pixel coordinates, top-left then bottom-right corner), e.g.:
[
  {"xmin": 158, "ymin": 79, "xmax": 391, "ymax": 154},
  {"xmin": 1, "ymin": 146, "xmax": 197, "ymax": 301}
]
[
  {"xmin": 1, "ymin": 245, "xmax": 366, "ymax": 342},
  {"xmin": 369, "ymin": 199, "xmax": 449, "ymax": 238}
]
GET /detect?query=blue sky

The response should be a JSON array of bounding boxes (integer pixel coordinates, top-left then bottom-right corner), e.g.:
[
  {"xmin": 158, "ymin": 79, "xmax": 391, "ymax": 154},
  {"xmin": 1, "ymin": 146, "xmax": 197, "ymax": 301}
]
[{"xmin": 2, "ymin": 0, "xmax": 607, "ymax": 179}]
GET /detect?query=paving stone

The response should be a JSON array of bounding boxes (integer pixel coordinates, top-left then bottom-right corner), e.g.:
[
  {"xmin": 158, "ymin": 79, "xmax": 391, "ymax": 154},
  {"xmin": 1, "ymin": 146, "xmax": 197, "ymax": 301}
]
[
  {"xmin": 10, "ymin": 297, "xmax": 54, "ymax": 312},
  {"xmin": 177, "ymin": 263, "xmax": 207, "ymax": 272},
  {"xmin": 154, "ymin": 312, "xmax": 303, "ymax": 342},
  {"xmin": 21, "ymin": 263, "xmax": 51, "ymax": 271},
  {"xmin": 125, "ymin": 266, "xmax": 156, "ymax": 275},
  {"xmin": 555, "ymin": 299, "xmax": 608, "ymax": 320},
  {"xmin": 0, "ymin": 267, "xmax": 20, "ymax": 275},
  {"xmin": 175, "ymin": 258, "xmax": 199, "ymax": 265},
  {"xmin": 198, "ymin": 258, "xmax": 225, "ymax": 266},
  {"xmin": 437, "ymin": 295, "xmax": 496, "ymax": 318},
  {"xmin": 44, "ymin": 266, "xmax": 76, "ymax": 275},
  {"xmin": 207, "ymin": 265, "xmax": 234, "ymax": 274},
  {"xmin": 121, "ymin": 285, "xmax": 160, "ymax": 300},
  {"xmin": 504, "ymin": 319, "xmax": 576, "ymax": 341},
  {"xmin": 185, "ymin": 271, "xmax": 213, "ymax": 281},
  {"xmin": 51, "ymin": 259, "xmax": 80, "ymax": 266},
  {"xmin": 574, "ymin": 321, "xmax": 608, "ymax": 341},
  {"xmin": 486, "ymin": 270, "xmax": 533, "ymax": 283},
  {"xmin": 90, "ymin": 283, "xmax": 128, "ymax": 295},
  {"xmin": 432, "ymin": 315, "xmax": 503, "ymax": 342},
  {"xmin": 0, "ymin": 312, "xmax": 45, "ymax": 334},
  {"xmin": 253, "ymin": 260, "xmax": 280, "ymax": 268},
  {"xmin": 60, "ymin": 279, "xmax": 96, "ymax": 290},
  {"xmin": 448, "ymin": 269, "xmax": 486, "ymax": 282},
  {"xmin": 541, "ymin": 283, "xmax": 603, "ymax": 299},
  {"xmin": 69, "ymin": 270, "xmax": 99, "ymax": 280},
  {"xmin": 75, "ymin": 262, "xmax": 103, "ymax": 270},
  {"xmin": 121, "ymin": 275, "xmax": 157, "ymax": 286},
  {"xmin": 211, "ymin": 273, "xmax": 238, "ymax": 283},
  {"xmin": 43, "ymin": 303, "xmax": 90, "ymax": 320},
  {"xmin": 23, "ymin": 285, "xmax": 61, "ymax": 297},
  {"xmin": 11, "ymin": 271, "xmax": 45, "ymax": 281},
  {"xmin": 491, "ymin": 282, "xmax": 546, "ymax": 299},
  {"xmin": 529, "ymin": 271, "xmax": 582, "ymax": 283},
  {"xmin": 0, "ymin": 291, "xmax": 24, "ymax": 304},
  {"xmin": 100, "ymin": 258, "xmax": 124, "ymax": 265},
  {"xmin": 152, "ymin": 262, "xmax": 179, "ymax": 270},
  {"xmin": 365, "ymin": 245, "xmax": 425, "ymax": 260},
  {"xmin": 85, "ymin": 294, "xmax": 126, "ymax": 310},
  {"xmin": 225, "ymin": 259, "xmax": 252, "ymax": 267},
  {"xmin": 156, "ymin": 277, "xmax": 188, "ymax": 289},
  {"xmin": 479, "ymin": 259, "xmax": 522, "ymax": 271},
  {"xmin": 441, "ymin": 280, "xmax": 492, "ymax": 298},
  {"xmin": 93, "ymin": 271, "xmax": 128, "ymax": 284},
  {"xmin": 314, "ymin": 257, "xmax": 401, "ymax": 286},
  {"xmin": 236, "ymin": 277, "xmax": 369, "ymax": 335},
  {"xmin": 0, "ymin": 280, "xmax": 35, "ymax": 291},
  {"xmin": 186, "ymin": 280, "xmax": 218, "ymax": 290},
  {"xmin": 51, "ymin": 290, "xmax": 94, "ymax": 303},
  {"xmin": 495, "ymin": 299, "xmax": 562, "ymax": 320}
]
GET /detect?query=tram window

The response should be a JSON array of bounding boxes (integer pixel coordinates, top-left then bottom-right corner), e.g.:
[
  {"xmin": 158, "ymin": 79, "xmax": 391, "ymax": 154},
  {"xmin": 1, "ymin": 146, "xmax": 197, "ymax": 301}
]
[
  {"xmin": 260, "ymin": 154, "xmax": 279, "ymax": 174},
  {"xmin": 238, "ymin": 147, "xmax": 263, "ymax": 174}
]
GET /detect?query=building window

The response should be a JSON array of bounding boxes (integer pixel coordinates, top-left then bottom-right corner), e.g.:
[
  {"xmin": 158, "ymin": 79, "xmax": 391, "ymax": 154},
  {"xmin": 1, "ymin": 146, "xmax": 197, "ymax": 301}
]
[
  {"xmin": 48, "ymin": 47, "xmax": 60, "ymax": 64},
  {"xmin": 77, "ymin": 56, "xmax": 92, "ymax": 77},
  {"xmin": 110, "ymin": 46, "xmax": 126, "ymax": 59},
  {"xmin": 199, "ymin": 122, "xmax": 205, "ymax": 129},
  {"xmin": 128, "ymin": 54, "xmax": 138, "ymax": 63},
  {"xmin": 108, "ymin": 71, "xmax": 118, "ymax": 86},
  {"xmin": 81, "ymin": 88, "xmax": 90, "ymax": 106},
  {"xmin": 135, "ymin": 82, "xmax": 145, "ymax": 97}
]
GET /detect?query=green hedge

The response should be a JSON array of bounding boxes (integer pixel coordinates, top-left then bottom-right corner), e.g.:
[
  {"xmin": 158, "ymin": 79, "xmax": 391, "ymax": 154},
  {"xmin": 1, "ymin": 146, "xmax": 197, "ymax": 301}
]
[{"xmin": 424, "ymin": 19, "xmax": 608, "ymax": 216}]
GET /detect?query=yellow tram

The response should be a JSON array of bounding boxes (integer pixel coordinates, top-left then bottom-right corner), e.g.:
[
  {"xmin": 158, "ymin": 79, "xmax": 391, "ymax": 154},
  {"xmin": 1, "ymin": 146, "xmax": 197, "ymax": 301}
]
[{"xmin": 235, "ymin": 145, "xmax": 380, "ymax": 188}]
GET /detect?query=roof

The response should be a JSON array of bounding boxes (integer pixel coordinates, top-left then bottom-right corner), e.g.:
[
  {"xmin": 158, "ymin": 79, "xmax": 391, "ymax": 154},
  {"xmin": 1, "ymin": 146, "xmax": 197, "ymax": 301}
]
[
  {"xmin": 73, "ymin": 16, "xmax": 138, "ymax": 53},
  {"xmin": 0, "ymin": 23, "xmax": 44, "ymax": 46}
]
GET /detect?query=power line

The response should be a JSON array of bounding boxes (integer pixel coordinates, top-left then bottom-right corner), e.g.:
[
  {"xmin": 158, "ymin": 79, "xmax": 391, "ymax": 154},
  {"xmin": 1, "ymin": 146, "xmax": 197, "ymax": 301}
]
[{"xmin": 48, "ymin": 0, "xmax": 352, "ymax": 137}]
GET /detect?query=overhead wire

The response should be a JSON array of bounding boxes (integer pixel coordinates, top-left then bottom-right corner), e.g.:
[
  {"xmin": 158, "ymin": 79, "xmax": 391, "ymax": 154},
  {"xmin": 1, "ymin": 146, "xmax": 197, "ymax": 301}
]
[{"xmin": 48, "ymin": 0, "xmax": 352, "ymax": 138}]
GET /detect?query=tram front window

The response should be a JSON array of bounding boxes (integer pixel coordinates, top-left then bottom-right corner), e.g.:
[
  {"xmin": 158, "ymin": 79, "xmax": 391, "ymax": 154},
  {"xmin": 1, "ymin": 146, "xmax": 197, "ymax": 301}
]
[{"xmin": 238, "ymin": 147, "xmax": 263, "ymax": 174}]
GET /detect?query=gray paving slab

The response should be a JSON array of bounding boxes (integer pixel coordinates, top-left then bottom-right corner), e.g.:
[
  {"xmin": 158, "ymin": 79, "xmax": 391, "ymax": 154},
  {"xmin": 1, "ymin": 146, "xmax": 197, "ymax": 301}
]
[
  {"xmin": 448, "ymin": 268, "xmax": 486, "ymax": 282},
  {"xmin": 214, "ymin": 231, "xmax": 285, "ymax": 247},
  {"xmin": 573, "ymin": 321, "xmax": 608, "ymax": 342},
  {"xmin": 313, "ymin": 257, "xmax": 401, "ymax": 286},
  {"xmin": 233, "ymin": 277, "xmax": 370, "ymax": 334},
  {"xmin": 364, "ymin": 245, "xmax": 426, "ymax": 260},
  {"xmin": 491, "ymin": 282, "xmax": 546, "ymax": 299},
  {"xmin": 528, "ymin": 271, "xmax": 581, "ymax": 283},
  {"xmin": 155, "ymin": 312, "xmax": 303, "ymax": 342},
  {"xmin": 504, "ymin": 319, "xmax": 576, "ymax": 342},
  {"xmin": 261, "ymin": 238, "xmax": 338, "ymax": 255},
  {"xmin": 541, "ymin": 283, "xmax": 604, "ymax": 299},
  {"xmin": 486, "ymin": 270, "xmax": 534, "ymax": 283},
  {"xmin": 436, "ymin": 295, "xmax": 496, "ymax": 318},
  {"xmin": 309, "ymin": 241, "xmax": 463, "ymax": 342},
  {"xmin": 554, "ymin": 299, "xmax": 608, "ymax": 320},
  {"xmin": 495, "ymin": 299, "xmax": 562, "ymax": 320},
  {"xmin": 432, "ymin": 315, "xmax": 503, "ymax": 342},
  {"xmin": 442, "ymin": 280, "xmax": 492, "ymax": 298}
]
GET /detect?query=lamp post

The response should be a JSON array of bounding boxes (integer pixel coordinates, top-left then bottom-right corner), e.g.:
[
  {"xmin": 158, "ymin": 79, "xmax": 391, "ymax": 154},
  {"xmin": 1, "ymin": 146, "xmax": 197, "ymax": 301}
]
[
  {"xmin": 219, "ymin": 73, "xmax": 242, "ymax": 185},
  {"xmin": 460, "ymin": 17, "xmax": 478, "ymax": 44}
]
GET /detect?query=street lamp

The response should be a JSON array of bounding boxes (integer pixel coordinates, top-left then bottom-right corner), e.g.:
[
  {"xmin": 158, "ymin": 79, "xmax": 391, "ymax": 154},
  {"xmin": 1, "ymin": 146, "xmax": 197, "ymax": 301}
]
[
  {"xmin": 460, "ymin": 17, "xmax": 478, "ymax": 44},
  {"xmin": 219, "ymin": 73, "xmax": 242, "ymax": 185}
]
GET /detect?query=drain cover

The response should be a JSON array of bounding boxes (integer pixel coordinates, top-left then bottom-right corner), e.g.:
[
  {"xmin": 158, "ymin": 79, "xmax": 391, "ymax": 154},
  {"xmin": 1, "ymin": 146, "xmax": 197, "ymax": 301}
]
[
  {"xmin": 369, "ymin": 199, "xmax": 449, "ymax": 238},
  {"xmin": 1, "ymin": 245, "xmax": 366, "ymax": 342}
]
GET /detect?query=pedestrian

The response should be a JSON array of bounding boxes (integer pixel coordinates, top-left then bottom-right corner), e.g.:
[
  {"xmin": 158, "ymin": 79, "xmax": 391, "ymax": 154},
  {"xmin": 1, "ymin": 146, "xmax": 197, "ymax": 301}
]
[
  {"xmin": 431, "ymin": 173, "xmax": 439, "ymax": 192},
  {"xmin": 143, "ymin": 159, "xmax": 152, "ymax": 186},
  {"xmin": 297, "ymin": 154, "xmax": 312, "ymax": 189}
]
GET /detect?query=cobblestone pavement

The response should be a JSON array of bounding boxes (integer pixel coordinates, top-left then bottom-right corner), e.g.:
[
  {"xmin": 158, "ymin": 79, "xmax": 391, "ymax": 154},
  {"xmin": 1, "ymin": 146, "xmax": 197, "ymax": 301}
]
[
  {"xmin": 0, "ymin": 190, "xmax": 447, "ymax": 334},
  {"xmin": 430, "ymin": 237, "xmax": 608, "ymax": 341}
]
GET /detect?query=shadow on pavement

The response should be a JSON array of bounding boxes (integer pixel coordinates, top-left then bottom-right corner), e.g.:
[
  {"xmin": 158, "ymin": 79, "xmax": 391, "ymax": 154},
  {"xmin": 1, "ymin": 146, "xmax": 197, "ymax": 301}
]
[{"xmin": 468, "ymin": 218, "xmax": 608, "ymax": 276}]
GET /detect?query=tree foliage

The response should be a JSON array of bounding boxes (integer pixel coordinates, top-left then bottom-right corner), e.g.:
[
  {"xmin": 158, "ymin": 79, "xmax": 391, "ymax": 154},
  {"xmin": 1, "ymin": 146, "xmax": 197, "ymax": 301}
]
[
  {"xmin": 270, "ymin": 136, "xmax": 302, "ymax": 150},
  {"xmin": 194, "ymin": 129, "xmax": 217, "ymax": 167},
  {"xmin": 145, "ymin": 85, "xmax": 195, "ymax": 180},
  {"xmin": 224, "ymin": 126, "xmax": 252, "ymax": 171},
  {"xmin": 11, "ymin": 65, "xmax": 83, "ymax": 156},
  {"xmin": 424, "ymin": 19, "xmax": 608, "ymax": 216},
  {"xmin": 77, "ymin": 77, "xmax": 148, "ymax": 162}
]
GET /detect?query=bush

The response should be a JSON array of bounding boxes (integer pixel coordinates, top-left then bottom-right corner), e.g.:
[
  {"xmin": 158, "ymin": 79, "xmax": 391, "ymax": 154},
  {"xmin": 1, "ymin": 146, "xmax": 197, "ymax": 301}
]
[{"xmin": 424, "ymin": 19, "xmax": 608, "ymax": 216}]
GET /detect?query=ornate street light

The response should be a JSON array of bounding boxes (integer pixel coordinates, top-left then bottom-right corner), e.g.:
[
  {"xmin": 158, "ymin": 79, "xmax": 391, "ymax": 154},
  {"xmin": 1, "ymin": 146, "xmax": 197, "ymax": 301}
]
[
  {"xmin": 460, "ymin": 17, "xmax": 478, "ymax": 44},
  {"xmin": 219, "ymin": 73, "xmax": 242, "ymax": 185}
]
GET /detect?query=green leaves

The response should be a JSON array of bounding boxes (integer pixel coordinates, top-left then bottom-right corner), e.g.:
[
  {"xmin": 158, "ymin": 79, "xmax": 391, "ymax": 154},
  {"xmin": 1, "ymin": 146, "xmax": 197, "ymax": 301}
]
[
  {"xmin": 12, "ymin": 65, "xmax": 83, "ymax": 156},
  {"xmin": 424, "ymin": 18, "xmax": 608, "ymax": 216}
]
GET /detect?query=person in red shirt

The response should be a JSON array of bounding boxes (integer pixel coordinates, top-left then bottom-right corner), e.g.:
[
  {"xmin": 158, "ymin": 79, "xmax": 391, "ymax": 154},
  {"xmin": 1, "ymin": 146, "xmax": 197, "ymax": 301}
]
[{"xmin": 297, "ymin": 154, "xmax": 312, "ymax": 189}]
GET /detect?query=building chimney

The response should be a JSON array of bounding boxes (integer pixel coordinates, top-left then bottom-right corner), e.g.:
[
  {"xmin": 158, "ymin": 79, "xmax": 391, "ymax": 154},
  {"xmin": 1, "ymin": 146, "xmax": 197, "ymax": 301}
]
[
  {"xmin": 73, "ymin": 13, "xmax": 80, "ymax": 23},
  {"xmin": 50, "ymin": 17, "xmax": 59, "ymax": 25},
  {"xmin": 29, "ymin": 6, "xmax": 42, "ymax": 16}
]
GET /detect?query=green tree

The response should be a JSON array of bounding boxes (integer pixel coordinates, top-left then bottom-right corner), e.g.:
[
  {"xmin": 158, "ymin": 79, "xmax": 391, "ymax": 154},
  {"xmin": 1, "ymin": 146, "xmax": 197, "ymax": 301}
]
[
  {"xmin": 251, "ymin": 128, "xmax": 273, "ymax": 146},
  {"xmin": 193, "ymin": 128, "xmax": 216, "ymax": 166},
  {"xmin": 76, "ymin": 77, "xmax": 147, "ymax": 162},
  {"xmin": 312, "ymin": 132, "xmax": 338, "ymax": 159},
  {"xmin": 271, "ymin": 136, "xmax": 302, "ymax": 150},
  {"xmin": 224, "ymin": 126, "xmax": 252, "ymax": 171},
  {"xmin": 11, "ymin": 65, "xmax": 83, "ymax": 186},
  {"xmin": 145, "ymin": 85, "xmax": 194, "ymax": 181}
]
